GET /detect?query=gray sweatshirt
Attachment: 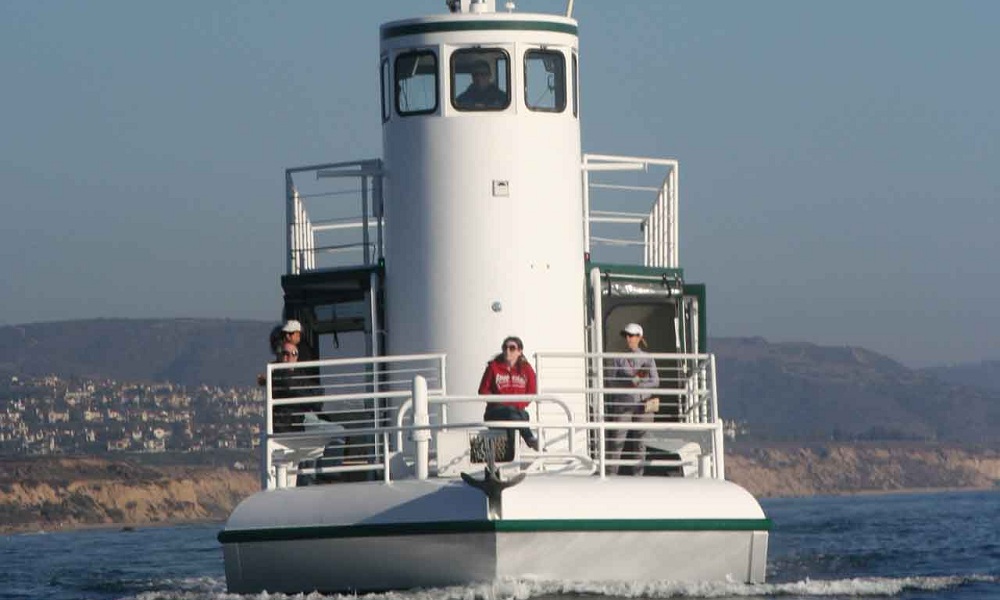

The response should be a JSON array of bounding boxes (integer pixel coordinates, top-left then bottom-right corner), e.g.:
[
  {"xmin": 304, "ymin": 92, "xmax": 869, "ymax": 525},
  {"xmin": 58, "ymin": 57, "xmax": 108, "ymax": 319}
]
[{"xmin": 608, "ymin": 349, "xmax": 660, "ymax": 410}]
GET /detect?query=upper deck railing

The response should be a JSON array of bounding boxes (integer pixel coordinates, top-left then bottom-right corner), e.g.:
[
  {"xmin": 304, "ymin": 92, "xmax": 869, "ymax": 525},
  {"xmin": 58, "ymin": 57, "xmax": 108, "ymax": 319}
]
[
  {"xmin": 262, "ymin": 351, "xmax": 722, "ymax": 490},
  {"xmin": 283, "ymin": 153, "xmax": 676, "ymax": 275},
  {"xmin": 285, "ymin": 159, "xmax": 384, "ymax": 275},
  {"xmin": 583, "ymin": 153, "xmax": 679, "ymax": 269}
]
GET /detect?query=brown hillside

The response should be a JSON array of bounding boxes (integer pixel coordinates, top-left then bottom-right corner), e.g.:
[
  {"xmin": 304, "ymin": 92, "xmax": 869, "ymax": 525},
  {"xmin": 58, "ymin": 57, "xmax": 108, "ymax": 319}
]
[
  {"xmin": 726, "ymin": 442, "xmax": 1000, "ymax": 497},
  {"xmin": 0, "ymin": 457, "xmax": 258, "ymax": 534}
]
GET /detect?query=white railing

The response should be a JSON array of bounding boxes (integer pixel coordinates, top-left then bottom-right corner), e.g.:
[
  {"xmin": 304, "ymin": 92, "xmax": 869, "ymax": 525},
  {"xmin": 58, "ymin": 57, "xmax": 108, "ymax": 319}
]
[
  {"xmin": 261, "ymin": 351, "xmax": 723, "ymax": 489},
  {"xmin": 286, "ymin": 153, "xmax": 674, "ymax": 272},
  {"xmin": 263, "ymin": 353, "xmax": 446, "ymax": 489},
  {"xmin": 536, "ymin": 351, "xmax": 722, "ymax": 477},
  {"xmin": 582, "ymin": 153, "xmax": 679, "ymax": 268},
  {"xmin": 285, "ymin": 159, "xmax": 384, "ymax": 275}
]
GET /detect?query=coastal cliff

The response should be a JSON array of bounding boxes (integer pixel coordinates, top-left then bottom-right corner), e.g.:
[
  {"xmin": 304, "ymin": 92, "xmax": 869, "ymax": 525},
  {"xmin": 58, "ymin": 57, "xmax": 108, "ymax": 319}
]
[
  {"xmin": 726, "ymin": 443, "xmax": 1000, "ymax": 497},
  {"xmin": 0, "ymin": 458, "xmax": 258, "ymax": 534},
  {"xmin": 2, "ymin": 446, "xmax": 998, "ymax": 534}
]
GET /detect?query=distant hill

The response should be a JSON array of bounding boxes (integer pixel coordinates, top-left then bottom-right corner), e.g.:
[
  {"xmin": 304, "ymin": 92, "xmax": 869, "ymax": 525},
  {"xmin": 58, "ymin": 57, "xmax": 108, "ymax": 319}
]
[
  {"xmin": 0, "ymin": 319, "xmax": 273, "ymax": 388},
  {"xmin": 712, "ymin": 337, "xmax": 1000, "ymax": 445},
  {"xmin": 922, "ymin": 360, "xmax": 1000, "ymax": 393},
  {"xmin": 2, "ymin": 320, "xmax": 998, "ymax": 445}
]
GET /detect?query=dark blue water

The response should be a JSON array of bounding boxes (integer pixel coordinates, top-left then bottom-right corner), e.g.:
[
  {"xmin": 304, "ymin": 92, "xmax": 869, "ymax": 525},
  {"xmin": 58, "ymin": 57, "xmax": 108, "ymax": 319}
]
[{"xmin": 2, "ymin": 490, "xmax": 997, "ymax": 599}]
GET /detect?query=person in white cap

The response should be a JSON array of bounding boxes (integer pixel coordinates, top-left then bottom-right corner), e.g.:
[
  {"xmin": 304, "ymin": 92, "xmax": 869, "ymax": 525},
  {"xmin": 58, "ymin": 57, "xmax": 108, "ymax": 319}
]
[
  {"xmin": 282, "ymin": 319, "xmax": 302, "ymax": 344},
  {"xmin": 605, "ymin": 322, "xmax": 660, "ymax": 475},
  {"xmin": 281, "ymin": 318, "xmax": 315, "ymax": 362}
]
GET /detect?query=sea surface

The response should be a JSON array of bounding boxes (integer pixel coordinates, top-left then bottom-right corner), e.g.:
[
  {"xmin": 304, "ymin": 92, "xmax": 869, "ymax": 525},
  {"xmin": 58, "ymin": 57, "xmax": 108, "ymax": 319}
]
[{"xmin": 1, "ymin": 489, "xmax": 997, "ymax": 600}]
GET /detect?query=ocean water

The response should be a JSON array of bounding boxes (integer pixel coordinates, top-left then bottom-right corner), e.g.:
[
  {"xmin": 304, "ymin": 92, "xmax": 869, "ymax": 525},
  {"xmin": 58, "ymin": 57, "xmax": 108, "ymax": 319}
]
[{"xmin": 1, "ymin": 490, "xmax": 997, "ymax": 600}]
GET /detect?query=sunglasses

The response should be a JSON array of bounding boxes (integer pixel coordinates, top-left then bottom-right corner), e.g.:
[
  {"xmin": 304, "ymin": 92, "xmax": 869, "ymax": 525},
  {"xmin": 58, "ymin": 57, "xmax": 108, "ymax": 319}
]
[
  {"xmin": 504, "ymin": 344, "xmax": 521, "ymax": 351},
  {"xmin": 625, "ymin": 333, "xmax": 641, "ymax": 338},
  {"xmin": 279, "ymin": 350, "xmax": 298, "ymax": 357}
]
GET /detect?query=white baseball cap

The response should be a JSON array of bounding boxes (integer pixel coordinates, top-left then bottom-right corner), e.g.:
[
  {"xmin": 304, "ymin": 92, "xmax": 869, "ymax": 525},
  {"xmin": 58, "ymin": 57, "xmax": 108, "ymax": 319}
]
[
  {"xmin": 621, "ymin": 323, "xmax": 643, "ymax": 336},
  {"xmin": 281, "ymin": 319, "xmax": 302, "ymax": 333}
]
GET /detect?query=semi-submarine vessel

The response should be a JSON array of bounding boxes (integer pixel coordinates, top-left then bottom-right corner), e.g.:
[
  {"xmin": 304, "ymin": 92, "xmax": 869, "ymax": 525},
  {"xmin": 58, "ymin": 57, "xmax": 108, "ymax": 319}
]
[{"xmin": 219, "ymin": 0, "xmax": 770, "ymax": 593}]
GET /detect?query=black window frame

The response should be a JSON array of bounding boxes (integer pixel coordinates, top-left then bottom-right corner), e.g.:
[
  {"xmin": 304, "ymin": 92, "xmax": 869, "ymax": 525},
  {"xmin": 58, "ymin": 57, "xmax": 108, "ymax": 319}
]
[
  {"xmin": 450, "ymin": 47, "xmax": 512, "ymax": 112},
  {"xmin": 380, "ymin": 57, "xmax": 391, "ymax": 123},
  {"xmin": 395, "ymin": 50, "xmax": 439, "ymax": 117},
  {"xmin": 524, "ymin": 49, "xmax": 567, "ymax": 113},
  {"xmin": 572, "ymin": 52, "xmax": 579, "ymax": 118}
]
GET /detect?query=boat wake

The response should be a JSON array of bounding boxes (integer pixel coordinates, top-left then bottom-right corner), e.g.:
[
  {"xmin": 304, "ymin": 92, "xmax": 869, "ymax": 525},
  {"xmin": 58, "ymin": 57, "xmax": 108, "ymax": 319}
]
[
  {"xmin": 123, "ymin": 574, "xmax": 999, "ymax": 600},
  {"xmin": 422, "ymin": 576, "xmax": 998, "ymax": 599}
]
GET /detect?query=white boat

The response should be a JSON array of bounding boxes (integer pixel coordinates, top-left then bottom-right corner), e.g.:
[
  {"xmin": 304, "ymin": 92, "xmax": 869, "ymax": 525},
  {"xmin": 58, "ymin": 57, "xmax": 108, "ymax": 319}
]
[{"xmin": 219, "ymin": 0, "xmax": 769, "ymax": 593}]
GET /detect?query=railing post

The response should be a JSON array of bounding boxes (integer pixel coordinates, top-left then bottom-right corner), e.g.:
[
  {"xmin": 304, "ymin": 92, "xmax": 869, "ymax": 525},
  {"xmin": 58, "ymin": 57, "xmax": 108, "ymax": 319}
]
[
  {"xmin": 371, "ymin": 159, "xmax": 384, "ymax": 262},
  {"xmin": 383, "ymin": 434, "xmax": 391, "ymax": 483},
  {"xmin": 413, "ymin": 375, "xmax": 430, "ymax": 480},
  {"xmin": 439, "ymin": 355, "xmax": 449, "ymax": 425},
  {"xmin": 671, "ymin": 163, "xmax": 679, "ymax": 267},
  {"xmin": 285, "ymin": 171, "xmax": 296, "ymax": 275},
  {"xmin": 589, "ymin": 268, "xmax": 608, "ymax": 478},
  {"xmin": 264, "ymin": 367, "xmax": 275, "ymax": 489},
  {"xmin": 361, "ymin": 174, "xmax": 371, "ymax": 266},
  {"xmin": 582, "ymin": 156, "xmax": 591, "ymax": 254},
  {"xmin": 709, "ymin": 354, "xmax": 724, "ymax": 479},
  {"xmin": 698, "ymin": 454, "xmax": 712, "ymax": 478},
  {"xmin": 275, "ymin": 461, "xmax": 288, "ymax": 489}
]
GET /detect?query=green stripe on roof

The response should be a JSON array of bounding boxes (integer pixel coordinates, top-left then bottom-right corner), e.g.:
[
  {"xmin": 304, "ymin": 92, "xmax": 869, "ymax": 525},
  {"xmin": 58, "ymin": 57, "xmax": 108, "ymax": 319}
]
[
  {"xmin": 218, "ymin": 518, "xmax": 771, "ymax": 544},
  {"xmin": 586, "ymin": 261, "xmax": 685, "ymax": 279},
  {"xmin": 381, "ymin": 20, "xmax": 578, "ymax": 40}
]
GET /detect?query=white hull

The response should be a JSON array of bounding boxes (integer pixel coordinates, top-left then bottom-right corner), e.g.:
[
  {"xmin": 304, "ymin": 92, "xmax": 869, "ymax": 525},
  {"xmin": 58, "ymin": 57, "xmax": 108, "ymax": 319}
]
[
  {"xmin": 224, "ymin": 533, "xmax": 495, "ymax": 593},
  {"xmin": 220, "ymin": 477, "xmax": 769, "ymax": 593}
]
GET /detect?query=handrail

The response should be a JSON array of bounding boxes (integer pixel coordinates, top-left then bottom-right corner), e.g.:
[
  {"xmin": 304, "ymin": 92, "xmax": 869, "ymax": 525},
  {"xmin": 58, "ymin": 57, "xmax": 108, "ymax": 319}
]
[
  {"xmin": 582, "ymin": 153, "xmax": 678, "ymax": 268},
  {"xmin": 395, "ymin": 393, "xmax": 576, "ymax": 454},
  {"xmin": 539, "ymin": 351, "xmax": 711, "ymax": 360},
  {"xmin": 261, "ymin": 351, "xmax": 722, "ymax": 489},
  {"xmin": 269, "ymin": 417, "xmax": 718, "ymax": 485},
  {"xmin": 286, "ymin": 159, "xmax": 384, "ymax": 275},
  {"xmin": 263, "ymin": 353, "xmax": 446, "ymax": 488}
]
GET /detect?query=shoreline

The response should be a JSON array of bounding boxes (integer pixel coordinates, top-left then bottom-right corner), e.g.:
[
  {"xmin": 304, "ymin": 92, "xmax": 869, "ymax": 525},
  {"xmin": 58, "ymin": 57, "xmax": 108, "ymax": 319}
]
[
  {"xmin": 724, "ymin": 443, "xmax": 1000, "ymax": 498},
  {"xmin": 3, "ymin": 445, "xmax": 998, "ymax": 536},
  {"xmin": 1, "ymin": 516, "xmax": 227, "ymax": 537},
  {"xmin": 0, "ymin": 458, "xmax": 259, "ymax": 537},
  {"xmin": 4, "ymin": 485, "xmax": 997, "ymax": 537},
  {"xmin": 759, "ymin": 484, "xmax": 999, "ymax": 501}
]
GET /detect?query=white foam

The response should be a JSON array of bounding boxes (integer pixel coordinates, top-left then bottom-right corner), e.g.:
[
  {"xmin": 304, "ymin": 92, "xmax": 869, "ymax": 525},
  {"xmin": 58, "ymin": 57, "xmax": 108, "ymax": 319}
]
[
  {"xmin": 489, "ymin": 576, "xmax": 998, "ymax": 598},
  {"xmin": 120, "ymin": 574, "xmax": 999, "ymax": 600}
]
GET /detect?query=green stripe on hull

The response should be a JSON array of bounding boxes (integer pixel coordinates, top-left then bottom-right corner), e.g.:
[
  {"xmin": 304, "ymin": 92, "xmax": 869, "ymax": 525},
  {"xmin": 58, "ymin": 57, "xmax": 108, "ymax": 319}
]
[
  {"xmin": 381, "ymin": 21, "xmax": 578, "ymax": 40},
  {"xmin": 218, "ymin": 518, "xmax": 771, "ymax": 544},
  {"xmin": 498, "ymin": 518, "xmax": 771, "ymax": 532}
]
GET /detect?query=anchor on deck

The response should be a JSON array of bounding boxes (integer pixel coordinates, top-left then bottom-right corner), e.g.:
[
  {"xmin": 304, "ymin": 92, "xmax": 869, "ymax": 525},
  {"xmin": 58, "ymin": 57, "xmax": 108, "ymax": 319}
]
[{"xmin": 460, "ymin": 435, "xmax": 525, "ymax": 519}]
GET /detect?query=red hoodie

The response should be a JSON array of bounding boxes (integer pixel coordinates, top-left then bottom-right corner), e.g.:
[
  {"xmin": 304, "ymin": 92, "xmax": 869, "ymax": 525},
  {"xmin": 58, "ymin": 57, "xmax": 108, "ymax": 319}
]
[{"xmin": 478, "ymin": 359, "xmax": 537, "ymax": 410}]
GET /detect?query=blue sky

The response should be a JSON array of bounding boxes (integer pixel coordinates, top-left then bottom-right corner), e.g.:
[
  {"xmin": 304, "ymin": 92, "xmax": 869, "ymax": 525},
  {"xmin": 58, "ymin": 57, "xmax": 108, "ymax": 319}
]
[{"xmin": 1, "ymin": 1, "xmax": 997, "ymax": 367}]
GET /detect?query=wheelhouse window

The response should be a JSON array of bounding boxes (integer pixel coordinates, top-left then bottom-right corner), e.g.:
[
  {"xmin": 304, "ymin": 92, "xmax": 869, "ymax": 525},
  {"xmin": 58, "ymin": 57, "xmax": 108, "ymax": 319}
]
[
  {"xmin": 395, "ymin": 51, "xmax": 438, "ymax": 116},
  {"xmin": 572, "ymin": 52, "xmax": 579, "ymax": 118},
  {"xmin": 524, "ymin": 49, "xmax": 566, "ymax": 113},
  {"xmin": 380, "ymin": 57, "xmax": 391, "ymax": 122},
  {"xmin": 451, "ymin": 48, "xmax": 510, "ymax": 111}
]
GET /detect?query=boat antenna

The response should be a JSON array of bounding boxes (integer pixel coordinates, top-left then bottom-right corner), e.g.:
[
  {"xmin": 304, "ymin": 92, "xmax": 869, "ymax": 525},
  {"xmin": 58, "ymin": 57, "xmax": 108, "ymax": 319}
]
[{"xmin": 566, "ymin": 0, "xmax": 574, "ymax": 17}]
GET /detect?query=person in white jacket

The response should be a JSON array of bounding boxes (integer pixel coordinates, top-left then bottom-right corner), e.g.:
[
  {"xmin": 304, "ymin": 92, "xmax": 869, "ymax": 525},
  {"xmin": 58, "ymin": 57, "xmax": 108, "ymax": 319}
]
[{"xmin": 605, "ymin": 323, "xmax": 659, "ymax": 475}]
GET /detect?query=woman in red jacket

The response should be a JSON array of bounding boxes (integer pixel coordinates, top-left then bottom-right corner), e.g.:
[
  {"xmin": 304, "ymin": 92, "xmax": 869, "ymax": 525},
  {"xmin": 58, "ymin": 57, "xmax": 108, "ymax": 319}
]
[{"xmin": 478, "ymin": 336, "xmax": 540, "ymax": 451}]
